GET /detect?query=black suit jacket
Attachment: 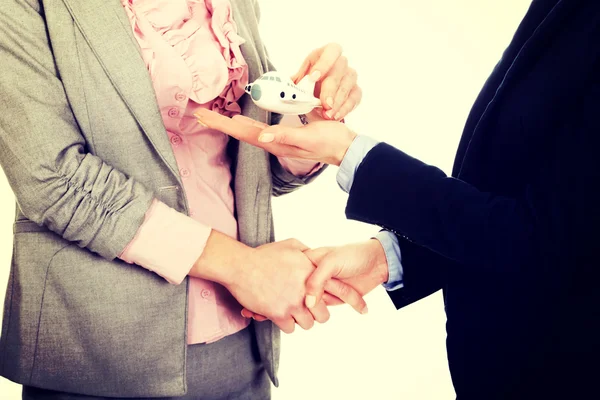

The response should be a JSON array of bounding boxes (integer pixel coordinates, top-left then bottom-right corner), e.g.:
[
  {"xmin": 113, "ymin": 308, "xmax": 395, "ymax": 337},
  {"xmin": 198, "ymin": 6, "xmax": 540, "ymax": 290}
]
[{"xmin": 346, "ymin": 1, "xmax": 600, "ymax": 398}]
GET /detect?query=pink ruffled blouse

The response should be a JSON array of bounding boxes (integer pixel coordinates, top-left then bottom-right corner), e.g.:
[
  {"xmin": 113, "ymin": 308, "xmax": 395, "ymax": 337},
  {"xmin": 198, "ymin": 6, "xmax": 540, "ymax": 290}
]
[{"xmin": 118, "ymin": 0, "xmax": 318, "ymax": 345}]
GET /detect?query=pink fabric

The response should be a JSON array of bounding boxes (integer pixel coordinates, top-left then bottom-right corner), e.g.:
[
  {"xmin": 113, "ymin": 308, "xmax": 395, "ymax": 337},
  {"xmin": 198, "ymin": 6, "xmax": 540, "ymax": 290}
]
[
  {"xmin": 119, "ymin": 0, "xmax": 319, "ymax": 344},
  {"xmin": 120, "ymin": 199, "xmax": 211, "ymax": 285}
]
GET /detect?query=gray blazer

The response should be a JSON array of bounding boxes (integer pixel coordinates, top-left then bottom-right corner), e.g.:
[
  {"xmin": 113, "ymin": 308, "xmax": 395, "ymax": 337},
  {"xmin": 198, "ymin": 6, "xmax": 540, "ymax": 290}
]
[{"xmin": 0, "ymin": 0, "xmax": 320, "ymax": 396}]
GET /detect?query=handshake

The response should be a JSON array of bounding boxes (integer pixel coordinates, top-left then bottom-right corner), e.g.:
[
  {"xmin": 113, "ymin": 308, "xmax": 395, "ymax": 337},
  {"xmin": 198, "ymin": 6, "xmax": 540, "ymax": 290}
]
[
  {"xmin": 193, "ymin": 232, "xmax": 389, "ymax": 334},
  {"xmin": 235, "ymin": 238, "xmax": 390, "ymax": 333}
]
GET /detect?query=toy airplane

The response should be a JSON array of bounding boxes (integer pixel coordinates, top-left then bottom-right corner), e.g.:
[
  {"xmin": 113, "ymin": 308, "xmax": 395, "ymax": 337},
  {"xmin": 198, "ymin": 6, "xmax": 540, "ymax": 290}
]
[{"xmin": 244, "ymin": 71, "xmax": 322, "ymax": 115}]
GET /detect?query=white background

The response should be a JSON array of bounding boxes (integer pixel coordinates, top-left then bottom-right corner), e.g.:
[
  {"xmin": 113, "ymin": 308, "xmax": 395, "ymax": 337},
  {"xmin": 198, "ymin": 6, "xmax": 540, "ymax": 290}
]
[{"xmin": 0, "ymin": 1, "xmax": 530, "ymax": 398}]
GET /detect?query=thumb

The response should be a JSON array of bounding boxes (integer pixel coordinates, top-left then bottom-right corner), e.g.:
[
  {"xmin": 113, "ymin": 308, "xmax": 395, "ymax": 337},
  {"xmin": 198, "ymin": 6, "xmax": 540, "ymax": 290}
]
[
  {"xmin": 303, "ymin": 247, "xmax": 334, "ymax": 309},
  {"xmin": 290, "ymin": 57, "xmax": 312, "ymax": 84},
  {"xmin": 258, "ymin": 125, "xmax": 308, "ymax": 147},
  {"xmin": 304, "ymin": 255, "xmax": 340, "ymax": 309},
  {"xmin": 283, "ymin": 238, "xmax": 309, "ymax": 252},
  {"xmin": 304, "ymin": 247, "xmax": 334, "ymax": 265},
  {"xmin": 290, "ymin": 47, "xmax": 324, "ymax": 84}
]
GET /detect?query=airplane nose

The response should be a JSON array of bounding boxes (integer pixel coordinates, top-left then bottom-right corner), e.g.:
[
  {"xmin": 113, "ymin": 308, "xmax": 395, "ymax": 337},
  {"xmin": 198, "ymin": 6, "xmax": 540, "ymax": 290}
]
[{"xmin": 250, "ymin": 84, "xmax": 262, "ymax": 101}]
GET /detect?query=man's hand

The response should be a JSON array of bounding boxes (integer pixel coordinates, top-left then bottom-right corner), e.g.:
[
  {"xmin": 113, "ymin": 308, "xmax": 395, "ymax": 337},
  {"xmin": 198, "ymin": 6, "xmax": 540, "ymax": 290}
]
[
  {"xmin": 292, "ymin": 43, "xmax": 362, "ymax": 121},
  {"xmin": 253, "ymin": 120, "xmax": 356, "ymax": 166},
  {"xmin": 303, "ymin": 239, "xmax": 390, "ymax": 310},
  {"xmin": 240, "ymin": 268, "xmax": 371, "ymax": 323},
  {"xmin": 241, "ymin": 239, "xmax": 389, "ymax": 323},
  {"xmin": 190, "ymin": 231, "xmax": 366, "ymax": 333},
  {"xmin": 195, "ymin": 109, "xmax": 356, "ymax": 166}
]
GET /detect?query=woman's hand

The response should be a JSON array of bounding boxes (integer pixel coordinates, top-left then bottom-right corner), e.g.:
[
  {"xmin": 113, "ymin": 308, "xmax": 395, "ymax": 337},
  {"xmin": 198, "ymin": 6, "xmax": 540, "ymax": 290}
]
[
  {"xmin": 192, "ymin": 232, "xmax": 367, "ymax": 333},
  {"xmin": 293, "ymin": 43, "xmax": 362, "ymax": 121},
  {"xmin": 195, "ymin": 110, "xmax": 357, "ymax": 166}
]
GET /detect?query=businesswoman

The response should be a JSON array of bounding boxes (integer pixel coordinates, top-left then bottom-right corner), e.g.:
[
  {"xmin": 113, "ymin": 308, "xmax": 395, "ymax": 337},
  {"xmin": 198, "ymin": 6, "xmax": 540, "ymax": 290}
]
[
  {"xmin": 0, "ymin": 0, "xmax": 364, "ymax": 398},
  {"xmin": 197, "ymin": 0, "xmax": 600, "ymax": 398}
]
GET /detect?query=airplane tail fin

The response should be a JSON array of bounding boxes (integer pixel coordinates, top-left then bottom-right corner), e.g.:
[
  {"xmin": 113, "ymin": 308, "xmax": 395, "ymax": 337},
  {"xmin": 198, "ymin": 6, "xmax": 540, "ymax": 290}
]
[{"xmin": 296, "ymin": 74, "xmax": 317, "ymax": 96}]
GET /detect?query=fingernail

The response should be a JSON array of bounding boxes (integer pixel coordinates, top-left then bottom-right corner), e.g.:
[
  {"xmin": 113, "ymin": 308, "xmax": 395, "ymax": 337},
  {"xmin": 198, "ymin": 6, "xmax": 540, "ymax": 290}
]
[
  {"xmin": 325, "ymin": 110, "xmax": 334, "ymax": 119},
  {"xmin": 305, "ymin": 295, "xmax": 316, "ymax": 308},
  {"xmin": 361, "ymin": 306, "xmax": 369, "ymax": 315},
  {"xmin": 310, "ymin": 70, "xmax": 321, "ymax": 81},
  {"xmin": 258, "ymin": 133, "xmax": 274, "ymax": 143},
  {"xmin": 334, "ymin": 113, "xmax": 341, "ymax": 120},
  {"xmin": 326, "ymin": 97, "xmax": 334, "ymax": 108}
]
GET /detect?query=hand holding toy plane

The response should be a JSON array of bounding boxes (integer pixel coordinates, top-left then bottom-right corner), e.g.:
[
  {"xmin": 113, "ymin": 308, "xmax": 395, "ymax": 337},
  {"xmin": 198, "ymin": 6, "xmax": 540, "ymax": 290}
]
[{"xmin": 244, "ymin": 71, "xmax": 322, "ymax": 115}]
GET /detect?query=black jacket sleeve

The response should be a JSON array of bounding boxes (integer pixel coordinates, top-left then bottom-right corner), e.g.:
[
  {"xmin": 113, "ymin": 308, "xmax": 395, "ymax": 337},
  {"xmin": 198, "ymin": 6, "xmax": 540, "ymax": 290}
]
[
  {"xmin": 346, "ymin": 142, "xmax": 565, "ymax": 282},
  {"xmin": 385, "ymin": 234, "xmax": 452, "ymax": 309}
]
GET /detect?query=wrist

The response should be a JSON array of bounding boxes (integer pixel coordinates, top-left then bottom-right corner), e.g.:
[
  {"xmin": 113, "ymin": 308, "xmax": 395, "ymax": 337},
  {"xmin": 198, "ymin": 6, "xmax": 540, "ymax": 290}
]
[
  {"xmin": 331, "ymin": 129, "xmax": 358, "ymax": 166},
  {"xmin": 367, "ymin": 239, "xmax": 389, "ymax": 284},
  {"xmin": 190, "ymin": 230, "xmax": 253, "ymax": 287},
  {"xmin": 304, "ymin": 109, "xmax": 322, "ymax": 124}
]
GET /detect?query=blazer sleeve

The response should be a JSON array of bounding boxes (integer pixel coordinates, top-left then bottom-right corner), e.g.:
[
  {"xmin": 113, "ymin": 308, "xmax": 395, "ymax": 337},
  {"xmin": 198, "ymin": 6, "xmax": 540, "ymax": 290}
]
[
  {"xmin": 345, "ymin": 142, "xmax": 561, "ymax": 275},
  {"xmin": 386, "ymin": 233, "xmax": 455, "ymax": 309},
  {"xmin": 0, "ymin": 0, "xmax": 154, "ymax": 260}
]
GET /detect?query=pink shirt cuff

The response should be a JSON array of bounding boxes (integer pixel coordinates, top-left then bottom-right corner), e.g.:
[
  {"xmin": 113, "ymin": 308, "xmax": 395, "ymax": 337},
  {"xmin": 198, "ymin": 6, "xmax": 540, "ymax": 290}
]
[
  {"xmin": 119, "ymin": 199, "xmax": 211, "ymax": 285},
  {"xmin": 276, "ymin": 114, "xmax": 324, "ymax": 177}
]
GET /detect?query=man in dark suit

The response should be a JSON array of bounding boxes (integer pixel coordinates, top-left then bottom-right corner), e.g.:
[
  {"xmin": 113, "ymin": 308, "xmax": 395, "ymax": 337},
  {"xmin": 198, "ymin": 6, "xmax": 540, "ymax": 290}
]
[{"xmin": 196, "ymin": 0, "xmax": 600, "ymax": 398}]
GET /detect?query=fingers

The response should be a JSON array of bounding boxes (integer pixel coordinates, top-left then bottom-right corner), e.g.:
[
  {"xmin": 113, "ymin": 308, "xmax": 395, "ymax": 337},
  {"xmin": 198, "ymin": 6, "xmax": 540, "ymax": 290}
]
[
  {"xmin": 257, "ymin": 126, "xmax": 316, "ymax": 159},
  {"xmin": 308, "ymin": 299, "xmax": 330, "ymax": 324},
  {"xmin": 334, "ymin": 86, "xmax": 362, "ymax": 121},
  {"xmin": 303, "ymin": 256, "xmax": 341, "ymax": 308},
  {"xmin": 195, "ymin": 111, "xmax": 318, "ymax": 160},
  {"xmin": 292, "ymin": 308, "xmax": 315, "ymax": 331},
  {"xmin": 291, "ymin": 43, "xmax": 359, "ymax": 121},
  {"xmin": 303, "ymin": 247, "xmax": 331, "ymax": 309},
  {"xmin": 305, "ymin": 247, "xmax": 368, "ymax": 313},
  {"xmin": 272, "ymin": 317, "xmax": 296, "ymax": 334},
  {"xmin": 319, "ymin": 56, "xmax": 348, "ymax": 119},
  {"xmin": 291, "ymin": 43, "xmax": 343, "ymax": 84},
  {"xmin": 247, "ymin": 304, "xmax": 330, "ymax": 325},
  {"xmin": 290, "ymin": 52, "xmax": 316, "ymax": 84},
  {"xmin": 322, "ymin": 292, "xmax": 344, "ymax": 306},
  {"xmin": 241, "ymin": 308, "xmax": 268, "ymax": 322},
  {"xmin": 194, "ymin": 109, "xmax": 263, "ymax": 144},
  {"xmin": 257, "ymin": 125, "xmax": 307, "ymax": 147},
  {"xmin": 309, "ymin": 43, "xmax": 344, "ymax": 81},
  {"xmin": 302, "ymin": 253, "xmax": 350, "ymax": 307},
  {"xmin": 331, "ymin": 71, "xmax": 359, "ymax": 120},
  {"xmin": 324, "ymin": 279, "xmax": 368, "ymax": 315},
  {"xmin": 232, "ymin": 114, "xmax": 270, "ymax": 129}
]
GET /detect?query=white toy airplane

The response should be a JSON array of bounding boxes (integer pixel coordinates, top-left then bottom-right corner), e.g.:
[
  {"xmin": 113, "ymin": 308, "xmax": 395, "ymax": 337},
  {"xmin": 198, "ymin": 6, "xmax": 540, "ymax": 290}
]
[{"xmin": 244, "ymin": 71, "xmax": 322, "ymax": 115}]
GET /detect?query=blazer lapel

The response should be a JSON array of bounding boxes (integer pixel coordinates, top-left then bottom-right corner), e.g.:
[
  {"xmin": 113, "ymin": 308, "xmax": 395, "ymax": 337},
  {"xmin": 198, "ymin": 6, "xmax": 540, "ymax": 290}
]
[{"xmin": 61, "ymin": 0, "xmax": 180, "ymax": 178}]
